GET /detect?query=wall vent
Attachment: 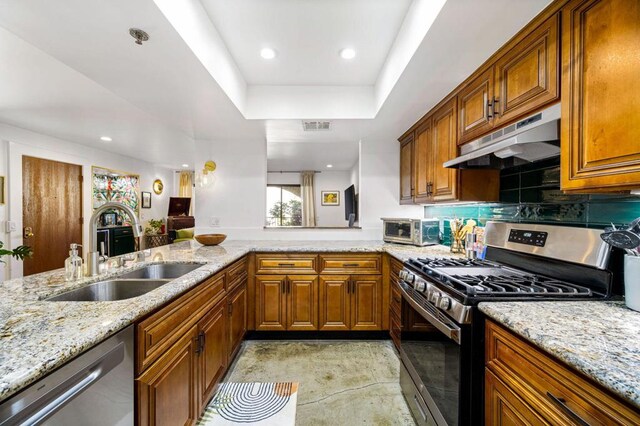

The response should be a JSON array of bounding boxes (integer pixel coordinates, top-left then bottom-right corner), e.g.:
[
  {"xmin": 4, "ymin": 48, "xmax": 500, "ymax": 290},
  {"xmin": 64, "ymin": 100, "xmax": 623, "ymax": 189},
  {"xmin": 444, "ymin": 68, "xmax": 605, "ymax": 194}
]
[{"xmin": 302, "ymin": 120, "xmax": 331, "ymax": 131}]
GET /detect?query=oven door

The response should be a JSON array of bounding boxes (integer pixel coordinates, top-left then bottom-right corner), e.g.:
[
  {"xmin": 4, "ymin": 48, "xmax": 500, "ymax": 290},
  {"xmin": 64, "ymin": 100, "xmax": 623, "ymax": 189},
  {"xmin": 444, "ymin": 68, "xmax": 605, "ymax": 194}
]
[{"xmin": 398, "ymin": 281, "xmax": 464, "ymax": 426}]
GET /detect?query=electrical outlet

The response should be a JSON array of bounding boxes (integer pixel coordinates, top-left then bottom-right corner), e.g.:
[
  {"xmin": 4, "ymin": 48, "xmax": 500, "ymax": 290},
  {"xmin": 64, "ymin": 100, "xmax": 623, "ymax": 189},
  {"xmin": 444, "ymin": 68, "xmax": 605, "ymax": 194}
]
[
  {"xmin": 210, "ymin": 217, "xmax": 220, "ymax": 227},
  {"xmin": 5, "ymin": 221, "xmax": 16, "ymax": 233}
]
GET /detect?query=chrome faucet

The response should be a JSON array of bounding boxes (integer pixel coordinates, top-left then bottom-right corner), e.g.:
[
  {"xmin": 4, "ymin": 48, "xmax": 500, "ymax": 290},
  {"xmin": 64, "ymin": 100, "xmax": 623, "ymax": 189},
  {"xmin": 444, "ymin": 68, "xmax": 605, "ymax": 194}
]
[{"xmin": 86, "ymin": 202, "xmax": 143, "ymax": 276}]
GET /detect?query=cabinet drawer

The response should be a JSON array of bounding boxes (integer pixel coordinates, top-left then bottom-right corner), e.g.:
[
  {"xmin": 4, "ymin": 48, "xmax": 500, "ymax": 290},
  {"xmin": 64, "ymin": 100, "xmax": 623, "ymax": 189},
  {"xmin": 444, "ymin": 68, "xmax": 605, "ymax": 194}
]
[
  {"xmin": 486, "ymin": 320, "xmax": 640, "ymax": 425},
  {"xmin": 136, "ymin": 272, "xmax": 226, "ymax": 374},
  {"xmin": 319, "ymin": 254, "xmax": 382, "ymax": 274},
  {"xmin": 226, "ymin": 256, "xmax": 247, "ymax": 291},
  {"xmin": 255, "ymin": 254, "xmax": 318, "ymax": 274},
  {"xmin": 390, "ymin": 284, "xmax": 402, "ymax": 319}
]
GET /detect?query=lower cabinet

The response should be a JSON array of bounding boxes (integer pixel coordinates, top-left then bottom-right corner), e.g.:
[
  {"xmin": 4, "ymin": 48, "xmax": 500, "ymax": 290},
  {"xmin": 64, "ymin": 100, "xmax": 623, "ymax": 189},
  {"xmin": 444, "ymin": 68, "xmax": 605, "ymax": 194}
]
[
  {"xmin": 197, "ymin": 301, "xmax": 227, "ymax": 413},
  {"xmin": 255, "ymin": 275, "xmax": 318, "ymax": 331},
  {"xmin": 319, "ymin": 275, "xmax": 382, "ymax": 331},
  {"xmin": 228, "ymin": 281, "xmax": 247, "ymax": 361},
  {"xmin": 137, "ymin": 326, "xmax": 199, "ymax": 426}
]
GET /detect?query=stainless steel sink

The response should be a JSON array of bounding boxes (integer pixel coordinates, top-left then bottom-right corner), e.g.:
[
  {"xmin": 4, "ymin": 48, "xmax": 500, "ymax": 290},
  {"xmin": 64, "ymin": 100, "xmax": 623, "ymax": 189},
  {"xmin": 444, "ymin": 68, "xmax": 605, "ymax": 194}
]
[
  {"xmin": 118, "ymin": 263, "xmax": 203, "ymax": 279},
  {"xmin": 47, "ymin": 279, "xmax": 172, "ymax": 302}
]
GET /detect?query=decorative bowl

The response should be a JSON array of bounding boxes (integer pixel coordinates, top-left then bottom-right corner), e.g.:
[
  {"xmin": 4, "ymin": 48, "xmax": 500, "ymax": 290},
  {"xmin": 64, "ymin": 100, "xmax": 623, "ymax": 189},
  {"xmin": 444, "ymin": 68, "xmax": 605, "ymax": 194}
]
[{"xmin": 194, "ymin": 233, "xmax": 227, "ymax": 246}]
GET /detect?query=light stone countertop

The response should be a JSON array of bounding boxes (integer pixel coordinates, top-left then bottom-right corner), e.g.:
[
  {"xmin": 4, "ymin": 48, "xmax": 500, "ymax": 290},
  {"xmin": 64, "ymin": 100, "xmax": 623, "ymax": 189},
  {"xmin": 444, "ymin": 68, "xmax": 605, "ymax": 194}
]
[
  {"xmin": 0, "ymin": 240, "xmax": 453, "ymax": 402},
  {"xmin": 479, "ymin": 301, "xmax": 640, "ymax": 409}
]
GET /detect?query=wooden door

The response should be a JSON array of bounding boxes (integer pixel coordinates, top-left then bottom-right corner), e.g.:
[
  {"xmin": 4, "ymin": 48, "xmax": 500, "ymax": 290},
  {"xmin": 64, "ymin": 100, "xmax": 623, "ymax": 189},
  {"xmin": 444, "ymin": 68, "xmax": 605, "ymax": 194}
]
[
  {"xmin": 485, "ymin": 369, "xmax": 546, "ymax": 425},
  {"xmin": 22, "ymin": 156, "xmax": 83, "ymax": 276},
  {"xmin": 413, "ymin": 119, "xmax": 433, "ymax": 204},
  {"xmin": 493, "ymin": 13, "xmax": 559, "ymax": 127},
  {"xmin": 319, "ymin": 275, "xmax": 350, "ymax": 331},
  {"xmin": 255, "ymin": 275, "xmax": 287, "ymax": 331},
  {"xmin": 197, "ymin": 301, "xmax": 227, "ymax": 413},
  {"xmin": 458, "ymin": 67, "xmax": 494, "ymax": 145},
  {"xmin": 431, "ymin": 98, "xmax": 459, "ymax": 202},
  {"xmin": 351, "ymin": 275, "xmax": 382, "ymax": 331},
  {"xmin": 228, "ymin": 283, "xmax": 247, "ymax": 361},
  {"xmin": 399, "ymin": 134, "xmax": 414, "ymax": 204},
  {"xmin": 137, "ymin": 326, "xmax": 198, "ymax": 426},
  {"xmin": 286, "ymin": 275, "xmax": 318, "ymax": 331},
  {"xmin": 561, "ymin": 0, "xmax": 640, "ymax": 191}
]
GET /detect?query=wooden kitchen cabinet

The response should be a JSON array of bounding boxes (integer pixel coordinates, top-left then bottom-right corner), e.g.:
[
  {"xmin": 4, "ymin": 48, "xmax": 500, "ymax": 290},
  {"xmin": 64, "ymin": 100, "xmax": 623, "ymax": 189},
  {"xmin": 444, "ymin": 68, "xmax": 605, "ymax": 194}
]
[
  {"xmin": 431, "ymin": 98, "xmax": 459, "ymax": 201},
  {"xmin": 412, "ymin": 118, "xmax": 433, "ymax": 204},
  {"xmin": 255, "ymin": 275, "xmax": 318, "ymax": 331},
  {"xmin": 399, "ymin": 134, "xmax": 414, "ymax": 204},
  {"xmin": 561, "ymin": 0, "xmax": 640, "ymax": 192},
  {"xmin": 485, "ymin": 320, "xmax": 640, "ymax": 425},
  {"xmin": 319, "ymin": 275, "xmax": 382, "ymax": 331},
  {"xmin": 228, "ymin": 281, "xmax": 247, "ymax": 361},
  {"xmin": 458, "ymin": 67, "xmax": 495, "ymax": 145},
  {"xmin": 493, "ymin": 13, "xmax": 559, "ymax": 127},
  {"xmin": 137, "ymin": 326, "xmax": 199, "ymax": 426},
  {"xmin": 197, "ymin": 300, "xmax": 227, "ymax": 413}
]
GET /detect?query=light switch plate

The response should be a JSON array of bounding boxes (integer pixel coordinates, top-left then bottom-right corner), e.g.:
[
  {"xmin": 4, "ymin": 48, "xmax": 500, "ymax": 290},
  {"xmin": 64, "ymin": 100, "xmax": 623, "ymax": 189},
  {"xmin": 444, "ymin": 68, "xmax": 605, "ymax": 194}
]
[
  {"xmin": 5, "ymin": 221, "xmax": 16, "ymax": 233},
  {"xmin": 210, "ymin": 217, "xmax": 220, "ymax": 227}
]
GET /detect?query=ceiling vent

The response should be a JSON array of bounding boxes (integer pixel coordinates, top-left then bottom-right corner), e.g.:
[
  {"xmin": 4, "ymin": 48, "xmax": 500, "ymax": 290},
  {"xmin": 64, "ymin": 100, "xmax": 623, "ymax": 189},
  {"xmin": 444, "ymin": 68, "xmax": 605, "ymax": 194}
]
[{"xmin": 302, "ymin": 120, "xmax": 331, "ymax": 131}]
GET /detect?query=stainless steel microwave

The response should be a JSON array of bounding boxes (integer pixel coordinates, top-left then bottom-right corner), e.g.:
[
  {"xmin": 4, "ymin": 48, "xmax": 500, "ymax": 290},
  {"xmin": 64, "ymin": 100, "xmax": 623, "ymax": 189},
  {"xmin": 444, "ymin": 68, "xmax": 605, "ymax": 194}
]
[{"xmin": 381, "ymin": 218, "xmax": 440, "ymax": 246}]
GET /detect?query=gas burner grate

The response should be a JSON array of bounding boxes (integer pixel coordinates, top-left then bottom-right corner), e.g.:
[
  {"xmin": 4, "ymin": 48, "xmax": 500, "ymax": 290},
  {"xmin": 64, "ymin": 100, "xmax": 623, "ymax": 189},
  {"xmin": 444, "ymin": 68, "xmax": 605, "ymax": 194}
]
[
  {"xmin": 411, "ymin": 257, "xmax": 495, "ymax": 268},
  {"xmin": 449, "ymin": 274, "xmax": 592, "ymax": 297}
]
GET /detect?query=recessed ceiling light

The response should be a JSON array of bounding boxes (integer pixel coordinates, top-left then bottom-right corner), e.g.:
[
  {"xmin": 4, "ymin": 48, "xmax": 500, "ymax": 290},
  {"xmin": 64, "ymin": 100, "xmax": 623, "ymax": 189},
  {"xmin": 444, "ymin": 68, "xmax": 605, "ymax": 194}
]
[
  {"xmin": 326, "ymin": 164, "xmax": 333, "ymax": 168},
  {"xmin": 182, "ymin": 164, "xmax": 189, "ymax": 168},
  {"xmin": 340, "ymin": 48, "xmax": 356, "ymax": 60},
  {"xmin": 100, "ymin": 136, "xmax": 112, "ymax": 142},
  {"xmin": 260, "ymin": 48, "xmax": 276, "ymax": 59}
]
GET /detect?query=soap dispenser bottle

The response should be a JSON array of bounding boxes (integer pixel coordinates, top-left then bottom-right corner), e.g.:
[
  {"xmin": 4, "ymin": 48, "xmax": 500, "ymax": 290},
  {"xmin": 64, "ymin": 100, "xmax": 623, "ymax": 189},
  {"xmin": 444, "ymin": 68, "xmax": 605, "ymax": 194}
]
[{"xmin": 65, "ymin": 243, "xmax": 83, "ymax": 281}]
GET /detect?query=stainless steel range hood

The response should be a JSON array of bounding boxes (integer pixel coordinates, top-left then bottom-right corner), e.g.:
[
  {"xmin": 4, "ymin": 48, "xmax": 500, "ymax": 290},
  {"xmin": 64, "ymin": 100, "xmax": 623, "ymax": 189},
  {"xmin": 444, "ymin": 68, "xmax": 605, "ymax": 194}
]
[{"xmin": 444, "ymin": 103, "xmax": 560, "ymax": 169}]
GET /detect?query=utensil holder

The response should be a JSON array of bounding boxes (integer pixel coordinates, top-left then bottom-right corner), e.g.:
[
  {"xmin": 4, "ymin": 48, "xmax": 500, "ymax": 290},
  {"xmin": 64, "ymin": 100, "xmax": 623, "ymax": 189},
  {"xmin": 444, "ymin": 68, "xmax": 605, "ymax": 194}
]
[
  {"xmin": 624, "ymin": 255, "xmax": 640, "ymax": 312},
  {"xmin": 450, "ymin": 232, "xmax": 464, "ymax": 254}
]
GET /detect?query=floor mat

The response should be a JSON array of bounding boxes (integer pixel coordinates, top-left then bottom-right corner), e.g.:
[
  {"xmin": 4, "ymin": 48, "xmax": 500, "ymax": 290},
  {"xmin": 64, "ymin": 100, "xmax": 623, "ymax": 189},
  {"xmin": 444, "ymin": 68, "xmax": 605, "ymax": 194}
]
[{"xmin": 197, "ymin": 382, "xmax": 298, "ymax": 425}]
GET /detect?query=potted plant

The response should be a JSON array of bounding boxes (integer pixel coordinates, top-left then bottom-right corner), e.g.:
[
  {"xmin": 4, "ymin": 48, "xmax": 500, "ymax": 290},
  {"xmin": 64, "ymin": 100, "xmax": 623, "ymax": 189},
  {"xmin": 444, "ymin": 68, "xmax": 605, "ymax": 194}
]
[
  {"xmin": 0, "ymin": 241, "xmax": 32, "ymax": 263},
  {"xmin": 144, "ymin": 219, "xmax": 164, "ymax": 235}
]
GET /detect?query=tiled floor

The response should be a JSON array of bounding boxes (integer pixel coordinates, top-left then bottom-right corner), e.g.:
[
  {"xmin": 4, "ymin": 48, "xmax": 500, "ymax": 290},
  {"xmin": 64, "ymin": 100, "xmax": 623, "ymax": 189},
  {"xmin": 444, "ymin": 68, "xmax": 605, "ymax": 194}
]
[{"xmin": 221, "ymin": 340, "xmax": 416, "ymax": 425}]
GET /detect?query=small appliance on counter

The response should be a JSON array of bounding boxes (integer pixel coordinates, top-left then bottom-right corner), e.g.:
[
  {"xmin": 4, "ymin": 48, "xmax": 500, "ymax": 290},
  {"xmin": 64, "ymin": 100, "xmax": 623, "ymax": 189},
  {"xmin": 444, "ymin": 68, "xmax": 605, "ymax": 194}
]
[{"xmin": 381, "ymin": 218, "xmax": 440, "ymax": 246}]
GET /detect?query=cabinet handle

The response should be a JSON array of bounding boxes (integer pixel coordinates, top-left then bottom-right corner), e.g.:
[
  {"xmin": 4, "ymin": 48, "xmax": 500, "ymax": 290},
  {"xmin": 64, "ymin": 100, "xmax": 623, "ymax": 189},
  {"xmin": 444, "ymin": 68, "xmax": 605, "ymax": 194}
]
[
  {"xmin": 346, "ymin": 279, "xmax": 351, "ymax": 294},
  {"xmin": 351, "ymin": 280, "xmax": 356, "ymax": 294},
  {"xmin": 486, "ymin": 99, "xmax": 493, "ymax": 119},
  {"xmin": 492, "ymin": 97, "xmax": 500, "ymax": 116},
  {"xmin": 278, "ymin": 263, "xmax": 295, "ymax": 267},
  {"xmin": 546, "ymin": 392, "xmax": 589, "ymax": 426},
  {"xmin": 228, "ymin": 301, "xmax": 233, "ymax": 316},
  {"xmin": 195, "ymin": 331, "xmax": 205, "ymax": 354},
  {"xmin": 343, "ymin": 263, "xmax": 359, "ymax": 267},
  {"xmin": 287, "ymin": 278, "xmax": 291, "ymax": 294}
]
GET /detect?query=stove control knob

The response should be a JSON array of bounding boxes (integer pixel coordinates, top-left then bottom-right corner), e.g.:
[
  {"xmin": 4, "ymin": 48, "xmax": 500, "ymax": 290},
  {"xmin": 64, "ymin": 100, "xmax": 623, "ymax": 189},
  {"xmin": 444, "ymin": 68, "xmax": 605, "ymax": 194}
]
[
  {"xmin": 438, "ymin": 296, "xmax": 452, "ymax": 311},
  {"xmin": 398, "ymin": 270, "xmax": 406, "ymax": 281},
  {"xmin": 429, "ymin": 290, "xmax": 441, "ymax": 304},
  {"xmin": 413, "ymin": 280, "xmax": 426, "ymax": 292},
  {"xmin": 404, "ymin": 273, "xmax": 415, "ymax": 284}
]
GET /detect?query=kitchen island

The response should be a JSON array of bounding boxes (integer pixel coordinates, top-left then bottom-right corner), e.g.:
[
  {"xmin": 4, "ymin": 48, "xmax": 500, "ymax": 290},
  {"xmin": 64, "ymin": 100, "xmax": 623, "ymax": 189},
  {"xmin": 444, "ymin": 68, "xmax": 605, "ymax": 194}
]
[{"xmin": 0, "ymin": 240, "xmax": 451, "ymax": 403}]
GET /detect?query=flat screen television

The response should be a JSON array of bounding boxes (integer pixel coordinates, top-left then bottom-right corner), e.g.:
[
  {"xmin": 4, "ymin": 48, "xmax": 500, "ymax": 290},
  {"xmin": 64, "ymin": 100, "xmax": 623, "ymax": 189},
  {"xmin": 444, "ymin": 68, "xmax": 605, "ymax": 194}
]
[{"xmin": 344, "ymin": 185, "xmax": 357, "ymax": 222}]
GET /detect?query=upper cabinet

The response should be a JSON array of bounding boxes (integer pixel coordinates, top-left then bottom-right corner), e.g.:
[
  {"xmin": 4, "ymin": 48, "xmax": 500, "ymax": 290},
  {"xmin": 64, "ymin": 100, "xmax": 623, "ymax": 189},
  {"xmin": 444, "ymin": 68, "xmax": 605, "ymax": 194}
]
[
  {"xmin": 399, "ymin": 134, "xmax": 414, "ymax": 204},
  {"xmin": 431, "ymin": 99, "xmax": 459, "ymax": 201},
  {"xmin": 458, "ymin": 14, "xmax": 560, "ymax": 145},
  {"xmin": 561, "ymin": 0, "xmax": 640, "ymax": 192},
  {"xmin": 413, "ymin": 118, "xmax": 433, "ymax": 204}
]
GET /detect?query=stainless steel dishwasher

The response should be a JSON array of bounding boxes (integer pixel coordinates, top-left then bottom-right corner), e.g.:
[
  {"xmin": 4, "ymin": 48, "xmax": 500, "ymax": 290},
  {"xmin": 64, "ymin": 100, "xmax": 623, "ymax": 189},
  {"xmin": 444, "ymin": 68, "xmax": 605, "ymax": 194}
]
[{"xmin": 0, "ymin": 325, "xmax": 133, "ymax": 426}]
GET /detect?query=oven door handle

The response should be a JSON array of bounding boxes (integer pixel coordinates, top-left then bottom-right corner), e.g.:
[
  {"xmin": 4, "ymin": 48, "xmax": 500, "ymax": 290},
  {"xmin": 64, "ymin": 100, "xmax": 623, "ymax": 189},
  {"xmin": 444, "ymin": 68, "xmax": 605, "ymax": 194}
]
[{"xmin": 399, "ymin": 284, "xmax": 462, "ymax": 345}]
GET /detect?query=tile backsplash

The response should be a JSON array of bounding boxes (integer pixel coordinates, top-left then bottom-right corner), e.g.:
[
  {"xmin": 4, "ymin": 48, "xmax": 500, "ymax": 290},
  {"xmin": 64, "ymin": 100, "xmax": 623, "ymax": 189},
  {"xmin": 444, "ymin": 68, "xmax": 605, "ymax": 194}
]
[{"xmin": 425, "ymin": 158, "xmax": 640, "ymax": 245}]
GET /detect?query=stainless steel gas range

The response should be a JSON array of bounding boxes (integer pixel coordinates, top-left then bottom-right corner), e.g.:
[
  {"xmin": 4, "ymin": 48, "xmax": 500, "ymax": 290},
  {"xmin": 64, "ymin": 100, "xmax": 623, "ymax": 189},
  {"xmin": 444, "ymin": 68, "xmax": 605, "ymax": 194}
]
[{"xmin": 396, "ymin": 222, "xmax": 614, "ymax": 426}]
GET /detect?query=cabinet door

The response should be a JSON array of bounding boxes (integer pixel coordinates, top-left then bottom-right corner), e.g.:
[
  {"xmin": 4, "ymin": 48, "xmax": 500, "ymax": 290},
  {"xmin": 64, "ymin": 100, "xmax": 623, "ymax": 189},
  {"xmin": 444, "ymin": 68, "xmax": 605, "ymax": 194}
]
[
  {"xmin": 351, "ymin": 275, "xmax": 382, "ymax": 331},
  {"xmin": 255, "ymin": 275, "xmax": 287, "ymax": 331},
  {"xmin": 431, "ymin": 98, "xmax": 459, "ymax": 202},
  {"xmin": 197, "ymin": 301, "xmax": 227, "ymax": 413},
  {"xmin": 561, "ymin": 0, "xmax": 640, "ymax": 191},
  {"xmin": 485, "ymin": 369, "xmax": 548, "ymax": 426},
  {"xmin": 493, "ymin": 13, "xmax": 559, "ymax": 126},
  {"xmin": 413, "ymin": 119, "xmax": 433, "ymax": 204},
  {"xmin": 458, "ymin": 67, "xmax": 494, "ymax": 144},
  {"xmin": 319, "ymin": 275, "xmax": 350, "ymax": 331},
  {"xmin": 399, "ymin": 134, "xmax": 414, "ymax": 204},
  {"xmin": 287, "ymin": 275, "xmax": 318, "ymax": 331},
  {"xmin": 137, "ymin": 326, "xmax": 198, "ymax": 426},
  {"xmin": 228, "ymin": 283, "xmax": 247, "ymax": 361}
]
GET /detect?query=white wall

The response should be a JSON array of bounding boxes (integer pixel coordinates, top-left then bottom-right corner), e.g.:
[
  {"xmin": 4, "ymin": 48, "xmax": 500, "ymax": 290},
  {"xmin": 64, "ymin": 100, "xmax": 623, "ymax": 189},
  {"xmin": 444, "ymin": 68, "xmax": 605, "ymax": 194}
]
[
  {"xmin": 0, "ymin": 123, "xmax": 174, "ymax": 279},
  {"xmin": 314, "ymin": 171, "xmax": 351, "ymax": 227},
  {"xmin": 194, "ymin": 136, "xmax": 421, "ymax": 239}
]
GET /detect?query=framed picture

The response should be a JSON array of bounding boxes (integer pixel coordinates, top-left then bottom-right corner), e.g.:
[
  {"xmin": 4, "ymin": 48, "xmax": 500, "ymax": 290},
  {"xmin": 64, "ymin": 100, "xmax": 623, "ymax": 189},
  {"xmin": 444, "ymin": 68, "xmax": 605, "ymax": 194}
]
[
  {"xmin": 321, "ymin": 190, "xmax": 340, "ymax": 206},
  {"xmin": 141, "ymin": 191, "xmax": 152, "ymax": 209},
  {"xmin": 0, "ymin": 176, "xmax": 4, "ymax": 204}
]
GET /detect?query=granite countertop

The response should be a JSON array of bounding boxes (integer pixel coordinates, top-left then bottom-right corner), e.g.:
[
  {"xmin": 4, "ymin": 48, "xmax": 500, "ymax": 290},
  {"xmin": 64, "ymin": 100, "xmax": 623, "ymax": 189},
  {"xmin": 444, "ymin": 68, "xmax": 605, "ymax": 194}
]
[
  {"xmin": 480, "ymin": 301, "xmax": 640, "ymax": 409},
  {"xmin": 0, "ymin": 240, "xmax": 453, "ymax": 402}
]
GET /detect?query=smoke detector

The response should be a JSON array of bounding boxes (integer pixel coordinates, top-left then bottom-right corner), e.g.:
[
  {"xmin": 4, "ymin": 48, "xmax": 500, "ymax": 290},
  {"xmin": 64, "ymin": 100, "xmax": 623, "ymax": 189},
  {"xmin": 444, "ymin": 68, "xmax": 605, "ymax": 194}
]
[
  {"xmin": 302, "ymin": 121, "xmax": 331, "ymax": 131},
  {"xmin": 129, "ymin": 28, "xmax": 149, "ymax": 45}
]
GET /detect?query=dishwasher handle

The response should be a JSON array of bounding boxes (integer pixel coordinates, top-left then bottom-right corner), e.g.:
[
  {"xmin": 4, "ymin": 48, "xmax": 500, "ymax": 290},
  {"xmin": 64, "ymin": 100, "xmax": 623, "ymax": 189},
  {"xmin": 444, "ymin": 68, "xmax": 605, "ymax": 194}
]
[{"xmin": 7, "ymin": 342, "xmax": 125, "ymax": 426}]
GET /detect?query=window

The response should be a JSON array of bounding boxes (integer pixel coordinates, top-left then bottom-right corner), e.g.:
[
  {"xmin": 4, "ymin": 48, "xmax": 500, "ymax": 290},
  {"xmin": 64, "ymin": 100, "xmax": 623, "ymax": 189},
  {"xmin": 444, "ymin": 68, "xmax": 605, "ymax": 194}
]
[{"xmin": 266, "ymin": 185, "xmax": 302, "ymax": 226}]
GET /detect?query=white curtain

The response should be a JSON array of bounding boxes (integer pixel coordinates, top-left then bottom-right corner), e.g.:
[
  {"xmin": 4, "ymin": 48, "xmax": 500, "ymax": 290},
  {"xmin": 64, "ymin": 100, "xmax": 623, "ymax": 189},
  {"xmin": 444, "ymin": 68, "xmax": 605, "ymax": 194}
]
[
  {"xmin": 301, "ymin": 171, "xmax": 316, "ymax": 227},
  {"xmin": 178, "ymin": 171, "xmax": 193, "ymax": 215}
]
